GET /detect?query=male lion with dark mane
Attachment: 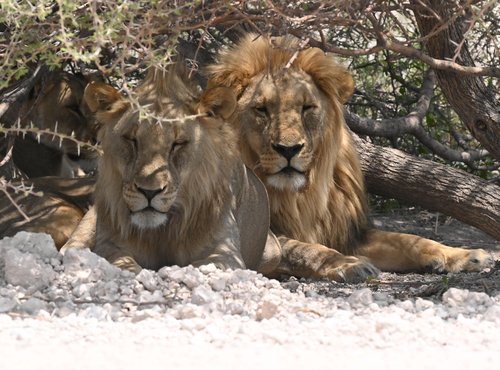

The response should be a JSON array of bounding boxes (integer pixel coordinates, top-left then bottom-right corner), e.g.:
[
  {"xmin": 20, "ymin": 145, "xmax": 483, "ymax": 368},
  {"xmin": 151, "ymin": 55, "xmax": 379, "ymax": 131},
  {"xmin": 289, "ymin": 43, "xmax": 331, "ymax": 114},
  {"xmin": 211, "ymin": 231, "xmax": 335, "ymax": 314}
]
[
  {"xmin": 207, "ymin": 34, "xmax": 494, "ymax": 282},
  {"xmin": 63, "ymin": 64, "xmax": 280, "ymax": 273}
]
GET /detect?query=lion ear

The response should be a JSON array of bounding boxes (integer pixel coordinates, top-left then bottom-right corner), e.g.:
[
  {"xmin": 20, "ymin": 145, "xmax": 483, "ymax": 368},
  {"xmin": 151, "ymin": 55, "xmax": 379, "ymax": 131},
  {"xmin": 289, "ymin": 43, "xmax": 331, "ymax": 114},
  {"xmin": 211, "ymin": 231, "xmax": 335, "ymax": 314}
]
[
  {"xmin": 297, "ymin": 48, "xmax": 355, "ymax": 105},
  {"xmin": 83, "ymin": 81, "xmax": 129, "ymax": 124},
  {"xmin": 200, "ymin": 86, "xmax": 237, "ymax": 120},
  {"xmin": 334, "ymin": 69, "xmax": 355, "ymax": 104}
]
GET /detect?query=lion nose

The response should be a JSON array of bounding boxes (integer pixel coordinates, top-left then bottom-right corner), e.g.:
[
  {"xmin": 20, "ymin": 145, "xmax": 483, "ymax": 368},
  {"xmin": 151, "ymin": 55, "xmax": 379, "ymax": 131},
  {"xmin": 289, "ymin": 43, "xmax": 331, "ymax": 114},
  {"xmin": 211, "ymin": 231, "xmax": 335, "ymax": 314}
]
[
  {"xmin": 272, "ymin": 143, "xmax": 304, "ymax": 160},
  {"xmin": 137, "ymin": 186, "xmax": 164, "ymax": 201}
]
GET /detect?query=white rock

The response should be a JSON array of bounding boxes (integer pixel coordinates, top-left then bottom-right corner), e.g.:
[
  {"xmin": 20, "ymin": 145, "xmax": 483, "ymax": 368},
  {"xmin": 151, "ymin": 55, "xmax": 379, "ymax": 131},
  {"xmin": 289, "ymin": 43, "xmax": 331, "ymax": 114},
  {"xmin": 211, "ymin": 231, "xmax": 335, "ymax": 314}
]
[
  {"xmin": 79, "ymin": 305, "xmax": 110, "ymax": 320},
  {"xmin": 228, "ymin": 269, "xmax": 258, "ymax": 284},
  {"xmin": 175, "ymin": 303, "xmax": 205, "ymax": 319},
  {"xmin": 63, "ymin": 248, "xmax": 121, "ymax": 282},
  {"xmin": 256, "ymin": 300, "xmax": 278, "ymax": 320},
  {"xmin": 136, "ymin": 269, "xmax": 157, "ymax": 291},
  {"xmin": 3, "ymin": 248, "xmax": 56, "ymax": 290},
  {"xmin": 182, "ymin": 268, "xmax": 204, "ymax": 289},
  {"xmin": 120, "ymin": 285, "xmax": 134, "ymax": 296},
  {"xmin": 442, "ymin": 288, "xmax": 469, "ymax": 305},
  {"xmin": 19, "ymin": 297, "xmax": 48, "ymax": 315},
  {"xmin": 467, "ymin": 291, "xmax": 494, "ymax": 307},
  {"xmin": 191, "ymin": 285, "xmax": 216, "ymax": 305},
  {"xmin": 0, "ymin": 232, "xmax": 59, "ymax": 260},
  {"xmin": 198, "ymin": 263, "xmax": 218, "ymax": 274},
  {"xmin": 138, "ymin": 290, "xmax": 163, "ymax": 304},
  {"xmin": 483, "ymin": 305, "xmax": 500, "ymax": 323},
  {"xmin": 0, "ymin": 297, "xmax": 17, "ymax": 313},
  {"xmin": 348, "ymin": 288, "xmax": 373, "ymax": 307},
  {"xmin": 72, "ymin": 283, "xmax": 92, "ymax": 299},
  {"xmin": 166, "ymin": 267, "xmax": 186, "ymax": 283},
  {"xmin": 209, "ymin": 277, "xmax": 227, "ymax": 292},
  {"xmin": 177, "ymin": 272, "xmax": 202, "ymax": 289},
  {"xmin": 415, "ymin": 297, "xmax": 434, "ymax": 312}
]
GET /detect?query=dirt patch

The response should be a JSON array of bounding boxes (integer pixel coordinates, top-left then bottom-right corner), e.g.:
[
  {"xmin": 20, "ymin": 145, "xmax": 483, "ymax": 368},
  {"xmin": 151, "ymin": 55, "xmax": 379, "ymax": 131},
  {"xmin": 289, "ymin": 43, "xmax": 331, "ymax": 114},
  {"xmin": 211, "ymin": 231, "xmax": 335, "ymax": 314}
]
[{"xmin": 281, "ymin": 209, "xmax": 500, "ymax": 301}]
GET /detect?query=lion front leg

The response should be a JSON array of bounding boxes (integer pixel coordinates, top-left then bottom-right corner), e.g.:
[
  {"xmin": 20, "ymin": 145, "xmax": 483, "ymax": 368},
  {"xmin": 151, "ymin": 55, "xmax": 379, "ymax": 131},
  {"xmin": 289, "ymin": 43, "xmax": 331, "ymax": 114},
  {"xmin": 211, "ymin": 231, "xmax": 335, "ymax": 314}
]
[
  {"xmin": 272, "ymin": 236, "xmax": 380, "ymax": 283},
  {"xmin": 191, "ymin": 227, "xmax": 247, "ymax": 271},
  {"xmin": 358, "ymin": 230, "xmax": 495, "ymax": 273},
  {"xmin": 93, "ymin": 238, "xmax": 142, "ymax": 274},
  {"xmin": 60, "ymin": 206, "xmax": 97, "ymax": 254}
]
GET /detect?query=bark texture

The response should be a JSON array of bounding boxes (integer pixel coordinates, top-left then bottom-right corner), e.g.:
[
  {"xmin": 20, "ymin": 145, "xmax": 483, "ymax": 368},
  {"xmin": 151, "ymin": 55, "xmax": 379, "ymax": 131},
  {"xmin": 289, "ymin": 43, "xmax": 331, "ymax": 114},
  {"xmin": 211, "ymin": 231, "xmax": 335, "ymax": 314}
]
[{"xmin": 413, "ymin": 0, "xmax": 500, "ymax": 161}]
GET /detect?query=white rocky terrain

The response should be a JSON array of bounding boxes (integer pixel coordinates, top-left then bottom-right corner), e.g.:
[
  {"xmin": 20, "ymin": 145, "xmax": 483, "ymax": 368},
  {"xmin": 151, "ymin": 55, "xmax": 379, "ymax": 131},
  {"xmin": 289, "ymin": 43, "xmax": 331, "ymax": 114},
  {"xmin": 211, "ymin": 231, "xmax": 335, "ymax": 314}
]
[{"xmin": 0, "ymin": 231, "xmax": 499, "ymax": 369}]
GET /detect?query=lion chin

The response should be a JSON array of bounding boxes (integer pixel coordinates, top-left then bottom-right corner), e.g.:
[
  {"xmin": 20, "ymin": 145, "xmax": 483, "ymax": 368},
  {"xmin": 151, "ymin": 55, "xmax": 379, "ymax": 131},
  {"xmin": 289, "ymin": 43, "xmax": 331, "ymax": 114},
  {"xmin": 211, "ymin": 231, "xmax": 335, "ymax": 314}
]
[
  {"xmin": 130, "ymin": 209, "xmax": 168, "ymax": 229},
  {"xmin": 266, "ymin": 168, "xmax": 307, "ymax": 192}
]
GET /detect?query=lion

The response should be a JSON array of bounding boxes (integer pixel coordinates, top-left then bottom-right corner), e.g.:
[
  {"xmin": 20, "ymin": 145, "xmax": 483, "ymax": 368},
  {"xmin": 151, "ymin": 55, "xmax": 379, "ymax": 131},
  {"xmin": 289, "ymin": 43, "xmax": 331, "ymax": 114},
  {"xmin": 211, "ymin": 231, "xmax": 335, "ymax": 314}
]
[
  {"xmin": 207, "ymin": 34, "xmax": 494, "ymax": 282},
  {"xmin": 1, "ymin": 71, "xmax": 99, "ymax": 179},
  {"xmin": 0, "ymin": 176, "xmax": 94, "ymax": 249},
  {"xmin": 62, "ymin": 64, "xmax": 280, "ymax": 274}
]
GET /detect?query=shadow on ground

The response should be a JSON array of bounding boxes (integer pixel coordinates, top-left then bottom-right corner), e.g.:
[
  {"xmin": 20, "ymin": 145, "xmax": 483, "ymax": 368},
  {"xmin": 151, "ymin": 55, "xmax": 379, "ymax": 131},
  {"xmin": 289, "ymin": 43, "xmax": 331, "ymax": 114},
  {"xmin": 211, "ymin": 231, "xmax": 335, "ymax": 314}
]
[{"xmin": 281, "ymin": 209, "xmax": 500, "ymax": 301}]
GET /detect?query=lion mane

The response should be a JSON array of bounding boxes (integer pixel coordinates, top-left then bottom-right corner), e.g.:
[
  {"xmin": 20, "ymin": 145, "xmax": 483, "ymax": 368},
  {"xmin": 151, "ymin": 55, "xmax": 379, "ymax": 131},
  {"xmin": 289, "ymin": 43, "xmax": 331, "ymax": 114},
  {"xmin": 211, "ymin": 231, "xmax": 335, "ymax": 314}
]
[
  {"xmin": 208, "ymin": 34, "xmax": 368, "ymax": 254},
  {"xmin": 77, "ymin": 64, "xmax": 278, "ymax": 273},
  {"xmin": 207, "ymin": 34, "xmax": 493, "ymax": 278}
]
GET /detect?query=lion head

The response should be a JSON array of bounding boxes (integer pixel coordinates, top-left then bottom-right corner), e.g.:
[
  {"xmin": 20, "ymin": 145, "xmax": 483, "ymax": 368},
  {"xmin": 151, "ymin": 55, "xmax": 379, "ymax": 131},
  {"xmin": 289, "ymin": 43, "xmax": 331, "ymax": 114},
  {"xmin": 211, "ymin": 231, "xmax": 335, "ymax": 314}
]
[
  {"xmin": 83, "ymin": 65, "xmax": 263, "ymax": 270},
  {"xmin": 208, "ymin": 34, "xmax": 369, "ymax": 252},
  {"xmin": 2, "ymin": 71, "xmax": 99, "ymax": 178}
]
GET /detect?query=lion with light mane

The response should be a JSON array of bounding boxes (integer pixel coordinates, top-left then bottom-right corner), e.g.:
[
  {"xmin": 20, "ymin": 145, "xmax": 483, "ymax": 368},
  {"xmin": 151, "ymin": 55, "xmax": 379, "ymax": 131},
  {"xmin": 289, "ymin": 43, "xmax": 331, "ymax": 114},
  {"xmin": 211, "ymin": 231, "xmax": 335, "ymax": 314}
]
[
  {"xmin": 64, "ymin": 64, "xmax": 280, "ymax": 273},
  {"xmin": 207, "ymin": 34, "xmax": 494, "ymax": 282}
]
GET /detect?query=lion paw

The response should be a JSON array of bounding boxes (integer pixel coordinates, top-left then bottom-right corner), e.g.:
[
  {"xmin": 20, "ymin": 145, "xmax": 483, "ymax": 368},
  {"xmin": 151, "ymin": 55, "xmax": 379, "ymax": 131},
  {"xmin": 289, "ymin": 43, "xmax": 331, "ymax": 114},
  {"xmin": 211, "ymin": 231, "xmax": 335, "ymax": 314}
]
[
  {"xmin": 448, "ymin": 248, "xmax": 495, "ymax": 273},
  {"xmin": 321, "ymin": 256, "xmax": 380, "ymax": 283},
  {"xmin": 112, "ymin": 256, "xmax": 142, "ymax": 274},
  {"xmin": 425, "ymin": 248, "xmax": 495, "ymax": 273}
]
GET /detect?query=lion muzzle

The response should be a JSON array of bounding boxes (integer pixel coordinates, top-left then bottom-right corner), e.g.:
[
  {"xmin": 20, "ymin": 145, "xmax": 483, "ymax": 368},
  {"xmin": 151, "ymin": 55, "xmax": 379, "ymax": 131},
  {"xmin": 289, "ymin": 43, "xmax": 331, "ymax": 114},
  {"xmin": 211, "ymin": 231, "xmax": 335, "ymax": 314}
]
[{"xmin": 123, "ymin": 183, "xmax": 176, "ymax": 229}]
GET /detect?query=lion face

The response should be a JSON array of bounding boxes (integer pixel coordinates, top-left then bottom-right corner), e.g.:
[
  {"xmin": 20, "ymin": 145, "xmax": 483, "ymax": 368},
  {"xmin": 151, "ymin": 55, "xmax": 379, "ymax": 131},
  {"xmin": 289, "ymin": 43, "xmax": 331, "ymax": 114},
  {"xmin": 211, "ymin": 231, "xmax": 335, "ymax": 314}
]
[
  {"xmin": 208, "ymin": 35, "xmax": 354, "ymax": 195},
  {"xmin": 103, "ymin": 106, "xmax": 202, "ymax": 229},
  {"xmin": 85, "ymin": 70, "xmax": 237, "ymax": 233},
  {"xmin": 26, "ymin": 72, "xmax": 98, "ymax": 157},
  {"xmin": 237, "ymin": 69, "xmax": 331, "ymax": 191}
]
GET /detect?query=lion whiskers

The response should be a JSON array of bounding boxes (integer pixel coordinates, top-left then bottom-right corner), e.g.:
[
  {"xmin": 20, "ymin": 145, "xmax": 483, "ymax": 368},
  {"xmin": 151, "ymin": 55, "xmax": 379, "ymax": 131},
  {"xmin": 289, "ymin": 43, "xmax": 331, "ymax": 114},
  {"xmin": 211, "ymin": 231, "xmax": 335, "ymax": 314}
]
[{"xmin": 252, "ymin": 159, "xmax": 263, "ymax": 172}]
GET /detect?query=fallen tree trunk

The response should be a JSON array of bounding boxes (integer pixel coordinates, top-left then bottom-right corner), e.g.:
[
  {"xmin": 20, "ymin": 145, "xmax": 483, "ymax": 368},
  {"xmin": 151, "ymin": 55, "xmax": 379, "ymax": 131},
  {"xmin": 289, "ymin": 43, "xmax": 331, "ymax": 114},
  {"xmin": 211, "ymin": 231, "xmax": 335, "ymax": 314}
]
[{"xmin": 353, "ymin": 135, "xmax": 500, "ymax": 241}]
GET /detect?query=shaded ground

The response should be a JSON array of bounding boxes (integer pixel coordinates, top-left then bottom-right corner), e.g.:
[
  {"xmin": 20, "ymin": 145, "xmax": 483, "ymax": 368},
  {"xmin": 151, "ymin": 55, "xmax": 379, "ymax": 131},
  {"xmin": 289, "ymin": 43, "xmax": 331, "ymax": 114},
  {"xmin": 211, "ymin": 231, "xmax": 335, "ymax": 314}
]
[{"xmin": 281, "ymin": 208, "xmax": 500, "ymax": 301}]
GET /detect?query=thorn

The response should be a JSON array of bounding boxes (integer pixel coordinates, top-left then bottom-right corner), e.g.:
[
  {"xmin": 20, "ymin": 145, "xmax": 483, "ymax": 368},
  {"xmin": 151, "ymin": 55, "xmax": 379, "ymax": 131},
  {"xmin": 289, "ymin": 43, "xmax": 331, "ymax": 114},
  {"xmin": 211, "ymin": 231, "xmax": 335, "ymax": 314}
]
[{"xmin": 53, "ymin": 122, "xmax": 58, "ymax": 141}]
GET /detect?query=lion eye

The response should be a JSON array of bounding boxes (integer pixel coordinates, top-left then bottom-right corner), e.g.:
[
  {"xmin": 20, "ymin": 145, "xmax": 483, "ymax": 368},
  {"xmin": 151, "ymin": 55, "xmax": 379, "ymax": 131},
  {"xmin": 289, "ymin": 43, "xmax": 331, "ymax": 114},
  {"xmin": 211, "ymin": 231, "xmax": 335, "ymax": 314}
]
[
  {"xmin": 171, "ymin": 140, "xmax": 189, "ymax": 153},
  {"xmin": 302, "ymin": 104, "xmax": 316, "ymax": 113},
  {"xmin": 122, "ymin": 135, "xmax": 138, "ymax": 150},
  {"xmin": 66, "ymin": 105, "xmax": 81, "ymax": 115},
  {"xmin": 254, "ymin": 106, "xmax": 268, "ymax": 116}
]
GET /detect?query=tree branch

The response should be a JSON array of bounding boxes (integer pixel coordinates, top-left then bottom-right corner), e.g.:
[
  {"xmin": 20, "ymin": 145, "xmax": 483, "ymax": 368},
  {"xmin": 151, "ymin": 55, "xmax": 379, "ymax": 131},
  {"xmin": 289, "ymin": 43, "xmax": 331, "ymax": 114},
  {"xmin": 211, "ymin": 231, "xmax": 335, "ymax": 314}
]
[
  {"xmin": 380, "ymin": 37, "xmax": 500, "ymax": 78},
  {"xmin": 346, "ymin": 70, "xmax": 489, "ymax": 163}
]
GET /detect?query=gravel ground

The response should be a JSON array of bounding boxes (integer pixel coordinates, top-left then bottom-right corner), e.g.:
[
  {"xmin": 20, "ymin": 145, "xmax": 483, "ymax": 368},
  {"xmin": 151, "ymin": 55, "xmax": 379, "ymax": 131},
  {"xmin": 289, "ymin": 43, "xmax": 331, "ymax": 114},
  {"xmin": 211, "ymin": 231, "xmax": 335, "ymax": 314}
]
[{"xmin": 1, "ymin": 211, "xmax": 499, "ymax": 369}]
